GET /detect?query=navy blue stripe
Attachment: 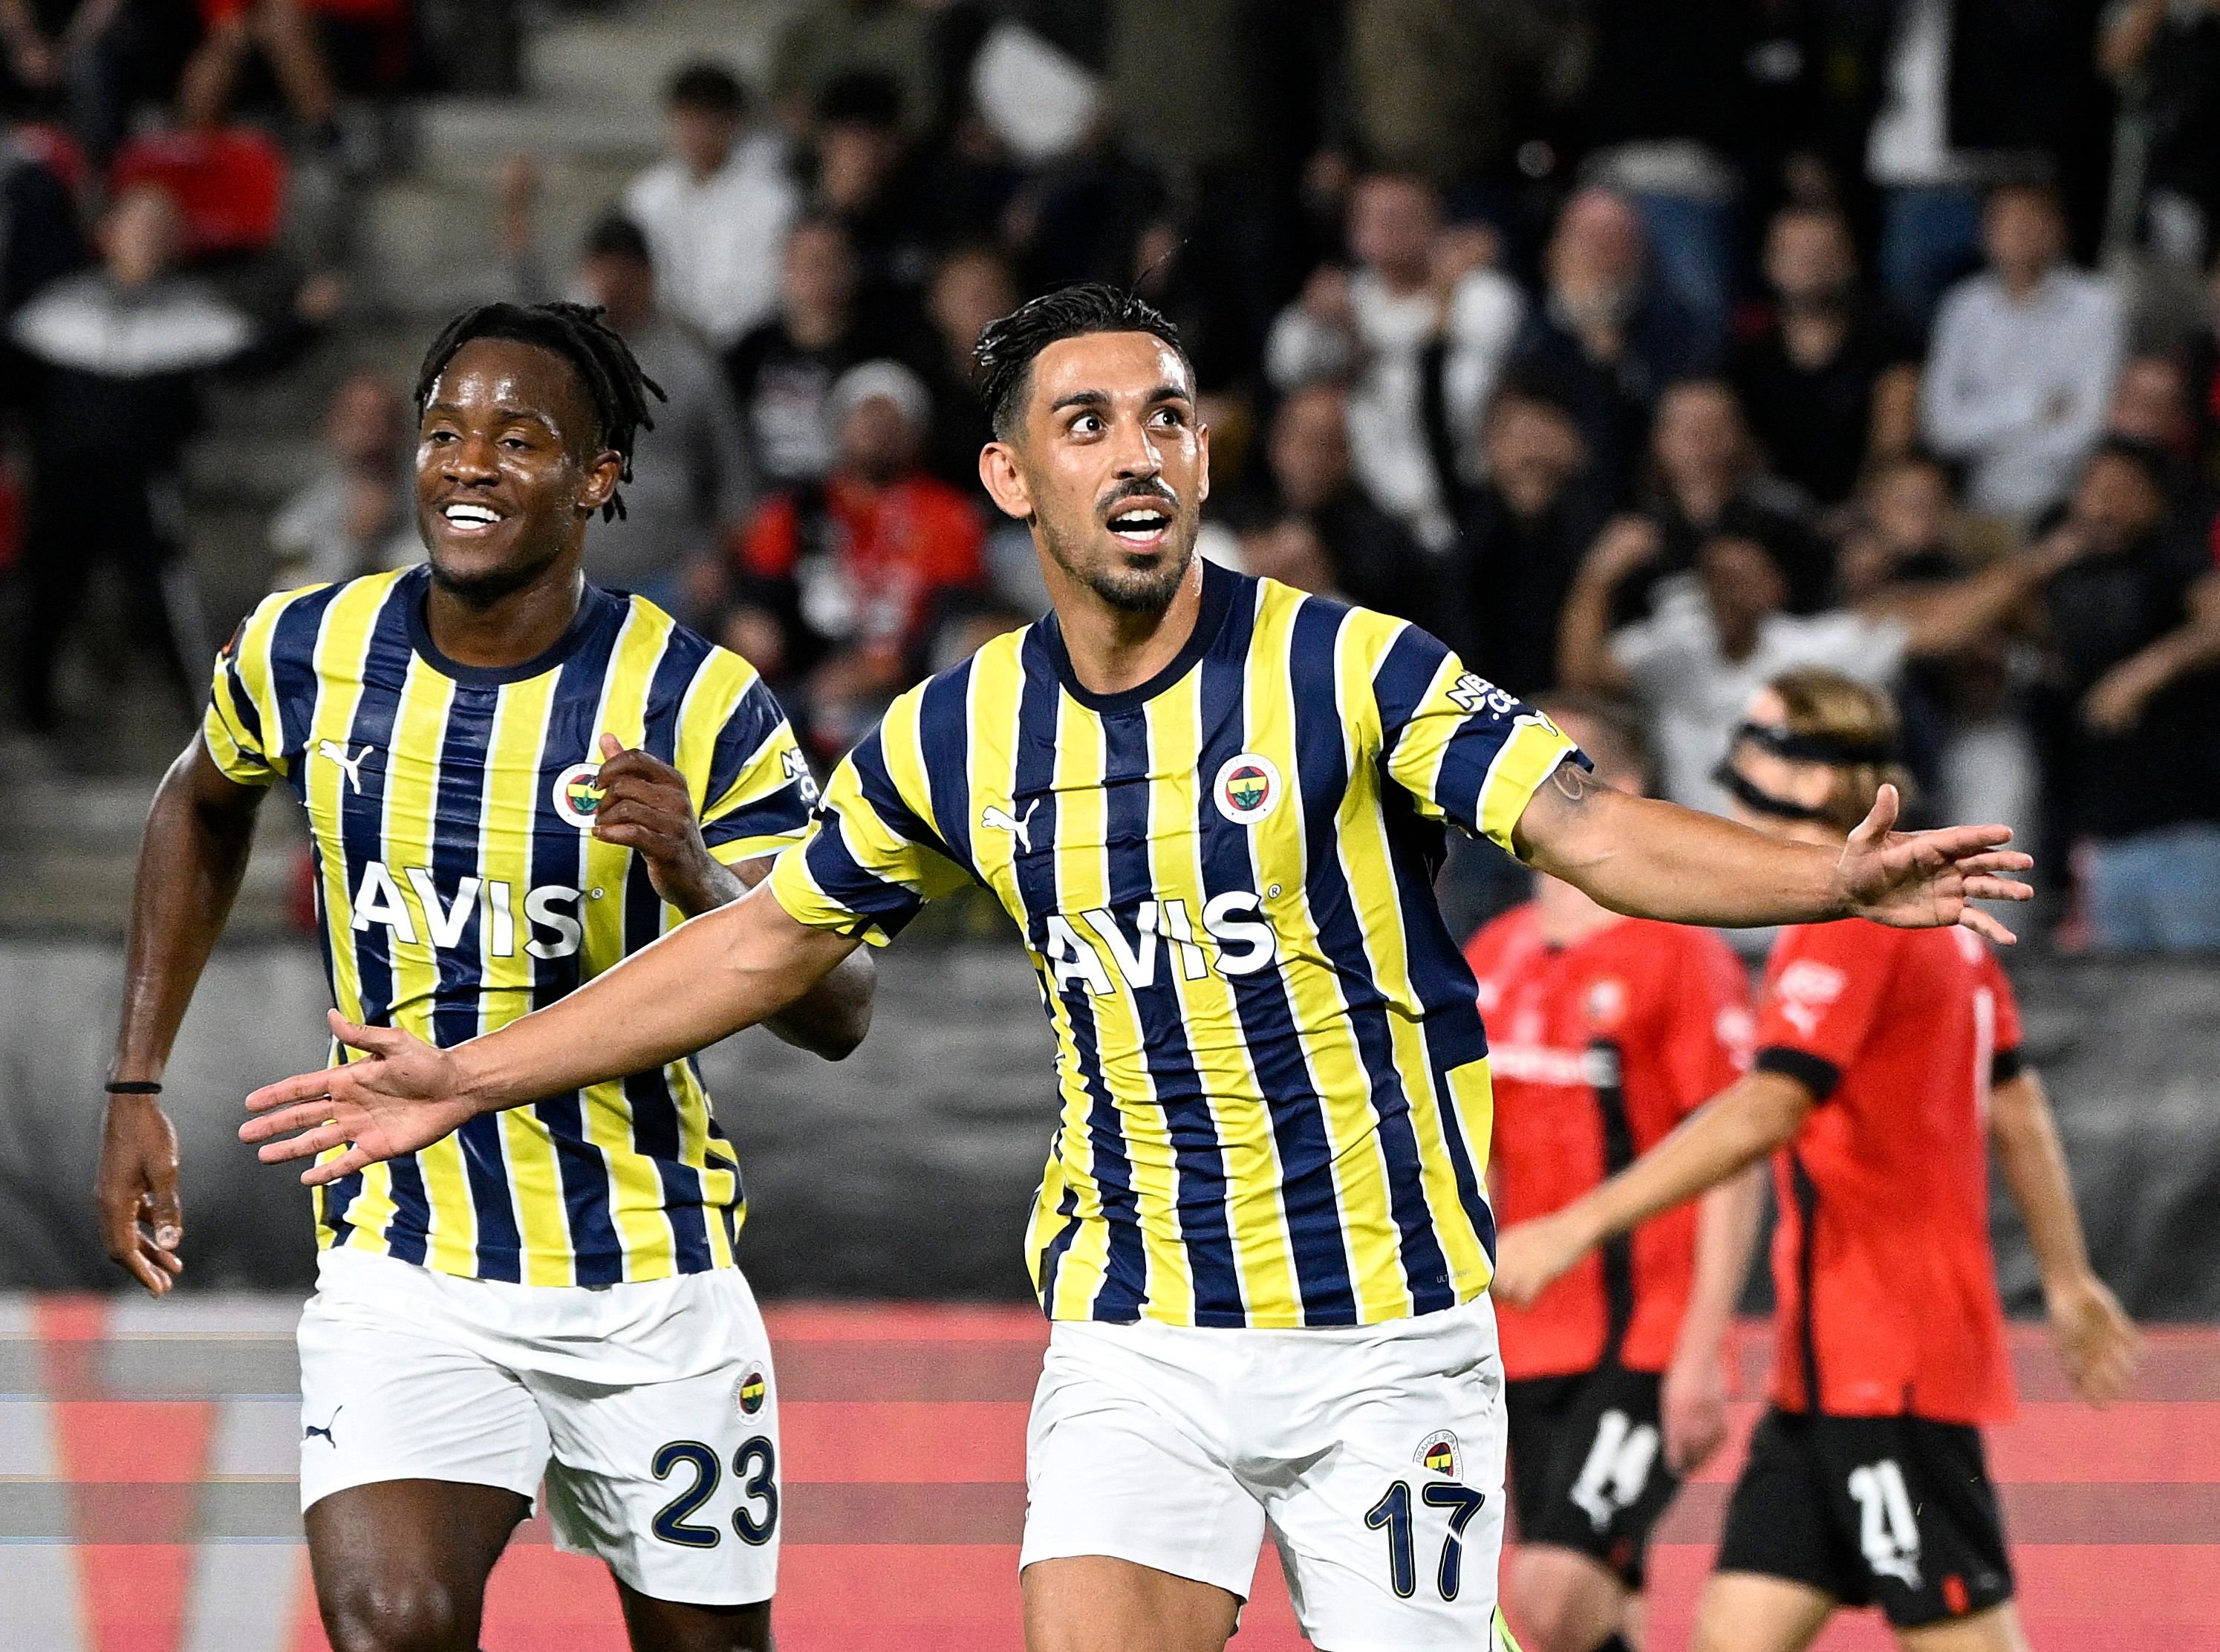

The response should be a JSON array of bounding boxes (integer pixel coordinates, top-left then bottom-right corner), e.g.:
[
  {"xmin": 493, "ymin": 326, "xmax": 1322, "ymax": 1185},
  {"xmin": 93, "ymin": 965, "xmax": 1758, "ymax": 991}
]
[
  {"xmin": 1032, "ymin": 1164, "xmax": 1082, "ymax": 1316},
  {"xmin": 219, "ymin": 653, "xmax": 263, "ymax": 750},
  {"xmin": 527, "ymin": 611, "xmax": 628, "ymax": 1282},
  {"xmin": 1103, "ymin": 708, "xmax": 1243, "ymax": 1324},
  {"xmin": 266, "ymin": 582, "xmax": 346, "ymax": 762},
  {"xmin": 918, "ymin": 663, "xmax": 977, "ymax": 874},
  {"xmin": 622, "ymin": 637, "xmax": 717, "ymax": 1275},
  {"xmin": 1370, "ymin": 622, "xmax": 1447, "ymax": 756},
  {"xmin": 1011, "ymin": 635, "xmax": 1147, "ymax": 1321},
  {"xmin": 1196, "ymin": 593, "xmax": 1358, "ymax": 1324},
  {"xmin": 336, "ymin": 588, "xmax": 429, "ymax": 1265},
  {"xmin": 850, "ymin": 726, "xmax": 960, "ymax": 862},
  {"xmin": 1288, "ymin": 599, "xmax": 1456, "ymax": 1313}
]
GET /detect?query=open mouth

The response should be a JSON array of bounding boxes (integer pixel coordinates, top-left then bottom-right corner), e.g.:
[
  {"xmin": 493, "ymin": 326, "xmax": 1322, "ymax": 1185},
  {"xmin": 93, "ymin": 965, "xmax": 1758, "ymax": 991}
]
[
  {"xmin": 440, "ymin": 501, "xmax": 504, "ymax": 533},
  {"xmin": 1106, "ymin": 501, "xmax": 1174, "ymax": 548}
]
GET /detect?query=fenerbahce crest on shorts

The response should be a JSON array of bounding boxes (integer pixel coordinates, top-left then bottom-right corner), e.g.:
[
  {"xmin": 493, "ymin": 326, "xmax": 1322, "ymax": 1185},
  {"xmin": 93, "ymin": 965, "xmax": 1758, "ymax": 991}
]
[{"xmin": 1213, "ymin": 754, "xmax": 1283, "ymax": 825}]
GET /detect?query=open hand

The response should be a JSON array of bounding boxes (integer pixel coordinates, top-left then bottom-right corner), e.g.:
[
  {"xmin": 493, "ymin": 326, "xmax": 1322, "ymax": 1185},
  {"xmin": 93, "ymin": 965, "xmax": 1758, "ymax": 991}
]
[
  {"xmin": 1834, "ymin": 784, "xmax": 2033, "ymax": 946},
  {"xmin": 2047, "ymin": 1272, "xmax": 2142, "ymax": 1407},
  {"xmin": 96, "ymin": 1096, "xmax": 184, "ymax": 1296},
  {"xmin": 1491, "ymin": 1211, "xmax": 1590, "ymax": 1309},
  {"xmin": 241, "ymin": 1011, "xmax": 479, "ymax": 1186}
]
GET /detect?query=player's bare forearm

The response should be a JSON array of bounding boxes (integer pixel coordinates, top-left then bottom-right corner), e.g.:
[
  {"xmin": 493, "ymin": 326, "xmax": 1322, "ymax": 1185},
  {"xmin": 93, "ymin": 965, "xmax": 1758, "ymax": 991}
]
[
  {"xmin": 1571, "ymin": 1074, "xmax": 1809, "ymax": 1253},
  {"xmin": 1514, "ymin": 764, "xmax": 2031, "ymax": 942},
  {"xmin": 1672, "ymin": 1164, "xmax": 1766, "ymax": 1368},
  {"xmin": 455, "ymin": 882, "xmax": 861, "ymax": 1111},
  {"xmin": 112, "ymin": 740, "xmax": 266, "ymax": 1083},
  {"xmin": 1515, "ymin": 767, "xmax": 1841, "ymax": 926},
  {"xmin": 733, "ymin": 857, "xmax": 874, "ymax": 1058},
  {"xmin": 1988, "ymin": 1071, "xmax": 2096, "ymax": 1294}
]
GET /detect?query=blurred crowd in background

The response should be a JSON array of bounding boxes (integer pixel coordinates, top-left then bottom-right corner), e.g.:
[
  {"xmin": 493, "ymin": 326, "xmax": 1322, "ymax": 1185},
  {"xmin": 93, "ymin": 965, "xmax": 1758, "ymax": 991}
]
[{"xmin": 4, "ymin": 0, "xmax": 2219, "ymax": 953}]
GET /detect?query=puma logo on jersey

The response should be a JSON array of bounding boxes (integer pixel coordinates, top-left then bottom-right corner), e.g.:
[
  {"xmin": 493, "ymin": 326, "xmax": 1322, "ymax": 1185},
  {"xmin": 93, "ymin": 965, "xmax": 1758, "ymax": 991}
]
[
  {"xmin": 316, "ymin": 739, "xmax": 375, "ymax": 793},
  {"xmin": 982, "ymin": 797, "xmax": 1041, "ymax": 854},
  {"xmin": 302, "ymin": 1407, "xmax": 342, "ymax": 1446}
]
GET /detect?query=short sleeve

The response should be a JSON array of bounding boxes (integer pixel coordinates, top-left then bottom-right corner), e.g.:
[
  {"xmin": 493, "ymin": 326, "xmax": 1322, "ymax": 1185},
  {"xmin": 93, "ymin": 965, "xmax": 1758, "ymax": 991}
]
[
  {"xmin": 201, "ymin": 592, "xmax": 296, "ymax": 787},
  {"xmin": 1369, "ymin": 620, "xmax": 1583, "ymax": 856},
  {"xmin": 766, "ymin": 694, "xmax": 974, "ymax": 946},
  {"xmin": 1753, "ymin": 922, "xmax": 1903, "ymax": 1101},
  {"xmin": 683, "ymin": 659, "xmax": 818, "ymax": 865},
  {"xmin": 1979, "ymin": 946, "xmax": 2025, "ymax": 1083},
  {"xmin": 1657, "ymin": 931, "xmax": 1754, "ymax": 1119}
]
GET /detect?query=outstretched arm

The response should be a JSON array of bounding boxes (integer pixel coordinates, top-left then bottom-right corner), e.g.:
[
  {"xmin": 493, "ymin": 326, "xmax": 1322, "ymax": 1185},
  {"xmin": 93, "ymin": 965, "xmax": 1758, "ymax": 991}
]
[
  {"xmin": 242, "ymin": 883, "xmax": 862, "ymax": 1185},
  {"xmin": 1493, "ymin": 1070, "xmax": 1815, "ymax": 1308},
  {"xmin": 1989, "ymin": 1069, "xmax": 2142, "ymax": 1405},
  {"xmin": 1511, "ymin": 761, "xmax": 2032, "ymax": 943},
  {"xmin": 102, "ymin": 740, "xmax": 267, "ymax": 1294}
]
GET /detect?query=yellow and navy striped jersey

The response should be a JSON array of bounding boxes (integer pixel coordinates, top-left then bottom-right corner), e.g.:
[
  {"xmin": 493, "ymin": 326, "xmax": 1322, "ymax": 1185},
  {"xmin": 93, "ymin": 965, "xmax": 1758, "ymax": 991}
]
[
  {"xmin": 204, "ymin": 565, "xmax": 816, "ymax": 1285},
  {"xmin": 772, "ymin": 562, "xmax": 1583, "ymax": 1329}
]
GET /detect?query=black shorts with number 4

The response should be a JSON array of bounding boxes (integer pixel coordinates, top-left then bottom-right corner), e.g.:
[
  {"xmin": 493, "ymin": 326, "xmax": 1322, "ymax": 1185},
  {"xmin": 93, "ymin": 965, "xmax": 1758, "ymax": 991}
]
[
  {"xmin": 1715, "ymin": 1406, "xmax": 2015, "ymax": 1627},
  {"xmin": 1506, "ymin": 1361, "xmax": 1681, "ymax": 1590}
]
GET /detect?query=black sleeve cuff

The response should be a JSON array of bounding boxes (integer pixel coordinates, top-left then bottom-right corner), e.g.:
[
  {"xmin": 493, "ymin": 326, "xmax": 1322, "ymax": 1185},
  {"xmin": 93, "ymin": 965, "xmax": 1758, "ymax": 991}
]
[
  {"xmin": 1755, "ymin": 1046, "xmax": 1842, "ymax": 1103},
  {"xmin": 1991, "ymin": 1047, "xmax": 2024, "ymax": 1085}
]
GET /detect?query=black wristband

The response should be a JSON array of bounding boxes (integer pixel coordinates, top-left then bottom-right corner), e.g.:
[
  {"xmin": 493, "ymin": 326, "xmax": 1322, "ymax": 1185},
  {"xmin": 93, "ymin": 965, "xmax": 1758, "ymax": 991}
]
[{"xmin": 105, "ymin": 1081, "xmax": 163, "ymax": 1095}]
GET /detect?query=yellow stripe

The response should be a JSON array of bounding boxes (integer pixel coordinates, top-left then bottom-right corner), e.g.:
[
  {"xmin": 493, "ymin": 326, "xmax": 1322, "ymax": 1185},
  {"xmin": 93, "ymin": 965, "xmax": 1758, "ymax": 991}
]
[
  {"xmin": 1145, "ymin": 670, "xmax": 1298, "ymax": 1323},
  {"xmin": 576, "ymin": 602, "xmax": 679, "ymax": 1279},
  {"xmin": 1333, "ymin": 618, "xmax": 1491, "ymax": 1297},
  {"xmin": 1254, "ymin": 589, "xmax": 1410, "ymax": 1321},
  {"xmin": 1480, "ymin": 716, "xmax": 1578, "ymax": 853}
]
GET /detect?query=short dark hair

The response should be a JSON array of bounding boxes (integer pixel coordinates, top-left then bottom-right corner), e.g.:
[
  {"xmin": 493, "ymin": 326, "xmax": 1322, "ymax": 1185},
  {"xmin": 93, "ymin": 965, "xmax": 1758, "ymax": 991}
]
[
  {"xmin": 665, "ymin": 61, "xmax": 746, "ymax": 117},
  {"xmin": 582, "ymin": 212, "xmax": 651, "ymax": 267},
  {"xmin": 815, "ymin": 70, "xmax": 902, "ymax": 129},
  {"xmin": 414, "ymin": 302, "xmax": 667, "ymax": 521},
  {"xmin": 973, "ymin": 283, "xmax": 1188, "ymax": 440}
]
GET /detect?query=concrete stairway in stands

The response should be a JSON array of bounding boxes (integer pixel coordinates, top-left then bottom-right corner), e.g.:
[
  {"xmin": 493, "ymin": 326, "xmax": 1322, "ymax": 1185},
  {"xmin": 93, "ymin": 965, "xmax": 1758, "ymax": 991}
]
[{"xmin": 0, "ymin": 0, "xmax": 795, "ymax": 931}]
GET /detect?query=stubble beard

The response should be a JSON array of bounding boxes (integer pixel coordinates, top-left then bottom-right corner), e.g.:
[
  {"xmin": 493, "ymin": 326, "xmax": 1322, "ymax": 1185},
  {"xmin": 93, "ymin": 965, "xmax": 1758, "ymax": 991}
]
[{"xmin": 1041, "ymin": 515, "xmax": 1197, "ymax": 615}]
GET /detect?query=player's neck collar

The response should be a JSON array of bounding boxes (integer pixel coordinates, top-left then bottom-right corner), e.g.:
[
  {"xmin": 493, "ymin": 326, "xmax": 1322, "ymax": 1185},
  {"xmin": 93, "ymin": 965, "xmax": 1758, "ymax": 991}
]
[
  {"xmin": 406, "ymin": 568, "xmax": 620, "ymax": 687},
  {"xmin": 1040, "ymin": 558, "xmax": 1238, "ymax": 716}
]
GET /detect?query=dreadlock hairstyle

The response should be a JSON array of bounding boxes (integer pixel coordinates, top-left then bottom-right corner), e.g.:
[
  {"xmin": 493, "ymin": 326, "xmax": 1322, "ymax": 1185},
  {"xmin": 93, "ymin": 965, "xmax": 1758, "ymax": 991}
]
[
  {"xmin": 414, "ymin": 302, "xmax": 666, "ymax": 521},
  {"xmin": 973, "ymin": 282, "xmax": 1187, "ymax": 440}
]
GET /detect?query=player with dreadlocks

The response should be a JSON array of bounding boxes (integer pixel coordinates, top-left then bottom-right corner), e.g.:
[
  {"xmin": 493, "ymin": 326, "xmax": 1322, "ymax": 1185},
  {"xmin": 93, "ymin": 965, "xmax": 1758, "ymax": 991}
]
[{"xmin": 91, "ymin": 301, "xmax": 873, "ymax": 1651}]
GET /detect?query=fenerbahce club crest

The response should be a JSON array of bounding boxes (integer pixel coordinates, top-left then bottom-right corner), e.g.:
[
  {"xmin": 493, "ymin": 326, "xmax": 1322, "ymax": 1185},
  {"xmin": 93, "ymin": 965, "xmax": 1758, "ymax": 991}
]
[
  {"xmin": 552, "ymin": 761, "xmax": 607, "ymax": 829},
  {"xmin": 1213, "ymin": 754, "xmax": 1283, "ymax": 825},
  {"xmin": 1416, "ymin": 1430, "xmax": 1459, "ymax": 1477}
]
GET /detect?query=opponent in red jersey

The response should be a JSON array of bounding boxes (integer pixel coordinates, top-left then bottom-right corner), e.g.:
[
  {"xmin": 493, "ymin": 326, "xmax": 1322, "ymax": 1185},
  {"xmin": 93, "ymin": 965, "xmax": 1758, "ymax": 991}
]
[
  {"xmin": 1468, "ymin": 698, "xmax": 1765, "ymax": 1652},
  {"xmin": 1494, "ymin": 669, "xmax": 2141, "ymax": 1652}
]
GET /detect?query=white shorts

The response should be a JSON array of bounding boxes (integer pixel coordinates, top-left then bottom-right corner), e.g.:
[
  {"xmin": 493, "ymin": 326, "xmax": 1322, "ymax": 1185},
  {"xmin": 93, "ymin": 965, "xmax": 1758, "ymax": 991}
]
[
  {"xmin": 297, "ymin": 1247, "xmax": 780, "ymax": 1606},
  {"xmin": 1021, "ymin": 1294, "xmax": 1517, "ymax": 1652}
]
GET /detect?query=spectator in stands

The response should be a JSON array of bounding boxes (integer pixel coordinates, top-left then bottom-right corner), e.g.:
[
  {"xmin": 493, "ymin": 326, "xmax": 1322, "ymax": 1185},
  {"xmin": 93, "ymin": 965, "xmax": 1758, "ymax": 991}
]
[
  {"xmin": 2194, "ymin": 250, "xmax": 2220, "ymax": 492},
  {"xmin": 916, "ymin": 243, "xmax": 1012, "ymax": 490},
  {"xmin": 1433, "ymin": 382, "xmax": 1609, "ymax": 695},
  {"xmin": 2038, "ymin": 438, "xmax": 2220, "ymax": 952},
  {"xmin": 0, "ymin": 0, "xmax": 134, "ymax": 158},
  {"xmin": 1731, "ymin": 202, "xmax": 1922, "ymax": 508},
  {"xmin": 1630, "ymin": 377, "xmax": 1832, "ymax": 616},
  {"xmin": 807, "ymin": 70, "xmax": 931, "ymax": 300},
  {"xmin": 769, "ymin": 0, "xmax": 943, "ymax": 140},
  {"xmin": 622, "ymin": 61, "xmax": 799, "ymax": 351},
  {"xmin": 8, "ymin": 181, "xmax": 337, "ymax": 732},
  {"xmin": 1921, "ymin": 178, "xmax": 2125, "ymax": 524},
  {"xmin": 177, "ymin": 0, "xmax": 337, "ymax": 143},
  {"xmin": 566, "ymin": 213, "xmax": 754, "ymax": 614},
  {"xmin": 1557, "ymin": 507, "xmax": 2089, "ymax": 816},
  {"xmin": 1266, "ymin": 171, "xmax": 1524, "ymax": 549},
  {"xmin": 1224, "ymin": 381, "xmax": 1430, "ymax": 620},
  {"xmin": 720, "ymin": 358, "xmax": 985, "ymax": 756},
  {"xmin": 0, "ymin": 120, "xmax": 82, "ymax": 321},
  {"xmin": 1510, "ymin": 186, "xmax": 1715, "ymax": 505},
  {"xmin": 267, "ymin": 368, "xmax": 414, "ymax": 589},
  {"xmin": 724, "ymin": 215, "xmax": 903, "ymax": 492},
  {"xmin": 2102, "ymin": 0, "xmax": 2220, "ymax": 270}
]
